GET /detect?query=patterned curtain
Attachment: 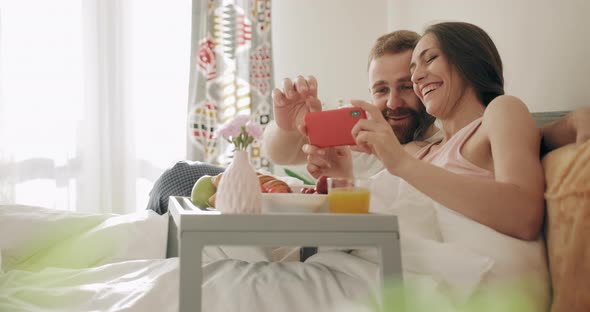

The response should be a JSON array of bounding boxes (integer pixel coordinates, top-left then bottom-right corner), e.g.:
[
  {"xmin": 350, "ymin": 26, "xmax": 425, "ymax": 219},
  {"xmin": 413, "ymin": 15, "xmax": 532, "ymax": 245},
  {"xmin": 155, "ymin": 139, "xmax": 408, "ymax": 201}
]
[{"xmin": 187, "ymin": 0, "xmax": 273, "ymax": 172}]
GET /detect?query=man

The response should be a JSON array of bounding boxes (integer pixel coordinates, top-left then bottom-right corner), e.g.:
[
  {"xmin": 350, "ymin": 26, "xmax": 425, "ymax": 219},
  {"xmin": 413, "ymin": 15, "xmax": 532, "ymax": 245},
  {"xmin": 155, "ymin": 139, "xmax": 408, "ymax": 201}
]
[
  {"xmin": 262, "ymin": 30, "xmax": 590, "ymax": 179},
  {"xmin": 147, "ymin": 30, "xmax": 590, "ymax": 214},
  {"xmin": 263, "ymin": 30, "xmax": 439, "ymax": 179}
]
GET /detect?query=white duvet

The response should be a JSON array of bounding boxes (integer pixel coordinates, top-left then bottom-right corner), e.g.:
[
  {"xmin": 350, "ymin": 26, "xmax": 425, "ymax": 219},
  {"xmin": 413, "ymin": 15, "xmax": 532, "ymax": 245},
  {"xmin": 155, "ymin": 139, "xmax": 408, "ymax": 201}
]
[{"xmin": 0, "ymin": 172, "xmax": 550, "ymax": 312}]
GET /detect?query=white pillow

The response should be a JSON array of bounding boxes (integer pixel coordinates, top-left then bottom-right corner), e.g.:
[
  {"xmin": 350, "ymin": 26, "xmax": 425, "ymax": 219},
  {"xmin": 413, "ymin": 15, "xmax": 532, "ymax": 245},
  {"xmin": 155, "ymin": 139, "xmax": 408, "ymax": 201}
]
[
  {"xmin": 433, "ymin": 203, "xmax": 550, "ymax": 310},
  {"xmin": 0, "ymin": 204, "xmax": 168, "ymax": 272},
  {"xmin": 370, "ymin": 170, "xmax": 443, "ymax": 242},
  {"xmin": 315, "ymin": 233, "xmax": 494, "ymax": 305},
  {"xmin": 352, "ymin": 152, "xmax": 385, "ymax": 179},
  {"xmin": 399, "ymin": 233, "xmax": 493, "ymax": 304}
]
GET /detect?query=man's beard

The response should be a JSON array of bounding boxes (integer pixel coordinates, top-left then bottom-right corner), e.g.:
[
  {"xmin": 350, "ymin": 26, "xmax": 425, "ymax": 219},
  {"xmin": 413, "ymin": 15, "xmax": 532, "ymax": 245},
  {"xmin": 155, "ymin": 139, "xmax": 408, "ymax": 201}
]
[{"xmin": 382, "ymin": 104, "xmax": 431, "ymax": 144}]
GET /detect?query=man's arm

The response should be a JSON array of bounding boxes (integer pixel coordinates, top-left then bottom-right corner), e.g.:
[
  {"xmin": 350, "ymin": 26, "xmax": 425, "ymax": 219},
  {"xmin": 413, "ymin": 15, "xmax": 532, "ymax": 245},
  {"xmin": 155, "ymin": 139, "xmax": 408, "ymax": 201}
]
[
  {"xmin": 262, "ymin": 121, "xmax": 308, "ymax": 165},
  {"xmin": 541, "ymin": 106, "xmax": 590, "ymax": 153},
  {"xmin": 262, "ymin": 76, "xmax": 322, "ymax": 165}
]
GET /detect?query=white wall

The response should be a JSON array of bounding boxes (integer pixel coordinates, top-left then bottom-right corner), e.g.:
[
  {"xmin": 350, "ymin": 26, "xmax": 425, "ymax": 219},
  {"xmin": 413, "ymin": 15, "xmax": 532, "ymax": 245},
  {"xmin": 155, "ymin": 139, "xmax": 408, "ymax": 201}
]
[
  {"xmin": 388, "ymin": 0, "xmax": 590, "ymax": 112},
  {"xmin": 272, "ymin": 0, "xmax": 388, "ymax": 107},
  {"xmin": 273, "ymin": 0, "xmax": 589, "ymax": 113}
]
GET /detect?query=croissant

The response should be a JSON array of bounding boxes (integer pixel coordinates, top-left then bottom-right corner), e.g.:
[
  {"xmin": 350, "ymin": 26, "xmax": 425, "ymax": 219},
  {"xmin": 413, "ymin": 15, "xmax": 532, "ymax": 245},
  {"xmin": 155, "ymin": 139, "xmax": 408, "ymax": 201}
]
[
  {"xmin": 262, "ymin": 179, "xmax": 291, "ymax": 193},
  {"xmin": 257, "ymin": 175, "xmax": 276, "ymax": 189}
]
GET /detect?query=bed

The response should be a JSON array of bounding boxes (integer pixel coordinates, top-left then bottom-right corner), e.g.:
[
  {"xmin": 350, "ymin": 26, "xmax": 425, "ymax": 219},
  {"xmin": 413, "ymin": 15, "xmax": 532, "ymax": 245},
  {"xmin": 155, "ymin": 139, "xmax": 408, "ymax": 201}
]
[
  {"xmin": 0, "ymin": 196, "xmax": 499, "ymax": 312},
  {"xmin": 1, "ymin": 111, "xmax": 588, "ymax": 312}
]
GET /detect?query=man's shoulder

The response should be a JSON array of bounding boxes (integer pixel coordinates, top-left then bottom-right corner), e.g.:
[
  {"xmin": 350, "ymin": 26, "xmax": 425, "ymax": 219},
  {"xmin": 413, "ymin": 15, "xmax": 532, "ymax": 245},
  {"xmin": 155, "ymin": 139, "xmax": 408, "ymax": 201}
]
[
  {"xmin": 403, "ymin": 128, "xmax": 443, "ymax": 155},
  {"xmin": 424, "ymin": 129, "xmax": 443, "ymax": 143},
  {"xmin": 403, "ymin": 141, "xmax": 429, "ymax": 156}
]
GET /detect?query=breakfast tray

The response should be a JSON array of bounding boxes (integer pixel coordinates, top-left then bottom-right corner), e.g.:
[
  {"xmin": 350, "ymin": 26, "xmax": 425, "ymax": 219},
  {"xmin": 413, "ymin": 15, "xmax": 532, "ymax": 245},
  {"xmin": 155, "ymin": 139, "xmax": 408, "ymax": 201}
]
[{"xmin": 166, "ymin": 196, "xmax": 402, "ymax": 312}]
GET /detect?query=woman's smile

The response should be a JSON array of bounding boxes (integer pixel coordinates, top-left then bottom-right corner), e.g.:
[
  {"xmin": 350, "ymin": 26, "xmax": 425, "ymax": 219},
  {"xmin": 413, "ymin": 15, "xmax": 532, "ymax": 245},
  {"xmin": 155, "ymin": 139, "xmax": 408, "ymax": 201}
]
[{"xmin": 421, "ymin": 82, "xmax": 443, "ymax": 100}]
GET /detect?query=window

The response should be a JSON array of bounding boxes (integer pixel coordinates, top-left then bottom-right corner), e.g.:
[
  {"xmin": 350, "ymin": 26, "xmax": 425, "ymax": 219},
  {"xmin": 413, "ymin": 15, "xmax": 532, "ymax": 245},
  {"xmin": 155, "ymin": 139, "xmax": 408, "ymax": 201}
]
[{"xmin": 0, "ymin": 0, "xmax": 191, "ymax": 212}]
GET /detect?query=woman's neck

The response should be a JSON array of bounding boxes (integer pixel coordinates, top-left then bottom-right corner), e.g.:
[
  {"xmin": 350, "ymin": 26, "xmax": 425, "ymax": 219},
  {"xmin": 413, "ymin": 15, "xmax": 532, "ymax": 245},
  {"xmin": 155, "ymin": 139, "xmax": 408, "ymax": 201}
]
[{"xmin": 439, "ymin": 89, "xmax": 485, "ymax": 141}]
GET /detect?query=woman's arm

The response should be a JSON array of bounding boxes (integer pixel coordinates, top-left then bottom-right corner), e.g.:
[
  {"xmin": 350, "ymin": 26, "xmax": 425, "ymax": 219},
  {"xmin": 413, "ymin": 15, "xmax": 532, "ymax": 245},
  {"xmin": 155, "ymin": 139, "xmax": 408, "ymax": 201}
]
[
  {"xmin": 351, "ymin": 97, "xmax": 545, "ymax": 240},
  {"xmin": 396, "ymin": 97, "xmax": 545, "ymax": 240},
  {"xmin": 541, "ymin": 106, "xmax": 590, "ymax": 153}
]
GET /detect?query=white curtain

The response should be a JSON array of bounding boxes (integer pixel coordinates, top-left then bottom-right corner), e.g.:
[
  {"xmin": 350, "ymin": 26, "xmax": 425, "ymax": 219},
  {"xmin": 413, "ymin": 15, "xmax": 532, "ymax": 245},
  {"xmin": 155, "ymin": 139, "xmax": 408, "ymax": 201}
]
[{"xmin": 0, "ymin": 0, "xmax": 191, "ymax": 213}]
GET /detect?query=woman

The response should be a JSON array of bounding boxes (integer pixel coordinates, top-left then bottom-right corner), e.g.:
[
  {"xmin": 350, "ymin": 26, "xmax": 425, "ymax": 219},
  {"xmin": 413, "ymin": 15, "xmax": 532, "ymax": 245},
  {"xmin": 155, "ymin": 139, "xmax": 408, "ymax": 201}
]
[{"xmin": 311, "ymin": 22, "xmax": 545, "ymax": 241}]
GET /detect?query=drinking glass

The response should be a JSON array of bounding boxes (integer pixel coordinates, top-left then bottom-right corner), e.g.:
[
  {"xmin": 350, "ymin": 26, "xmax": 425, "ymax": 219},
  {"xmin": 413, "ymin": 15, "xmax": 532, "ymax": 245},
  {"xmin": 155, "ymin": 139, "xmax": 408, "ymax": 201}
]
[{"xmin": 327, "ymin": 177, "xmax": 371, "ymax": 214}]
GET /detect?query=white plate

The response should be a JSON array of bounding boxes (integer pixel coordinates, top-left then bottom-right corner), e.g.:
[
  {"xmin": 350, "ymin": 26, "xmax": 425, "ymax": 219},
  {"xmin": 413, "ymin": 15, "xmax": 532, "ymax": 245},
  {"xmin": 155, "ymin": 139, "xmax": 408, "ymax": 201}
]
[
  {"xmin": 288, "ymin": 184, "xmax": 318, "ymax": 194},
  {"xmin": 261, "ymin": 193, "xmax": 328, "ymax": 213}
]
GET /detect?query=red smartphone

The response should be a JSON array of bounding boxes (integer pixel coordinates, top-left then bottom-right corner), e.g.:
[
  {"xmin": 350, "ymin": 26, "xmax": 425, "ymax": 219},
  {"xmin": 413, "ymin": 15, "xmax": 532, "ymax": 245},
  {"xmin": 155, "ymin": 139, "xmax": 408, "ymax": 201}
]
[{"xmin": 304, "ymin": 107, "xmax": 367, "ymax": 148}]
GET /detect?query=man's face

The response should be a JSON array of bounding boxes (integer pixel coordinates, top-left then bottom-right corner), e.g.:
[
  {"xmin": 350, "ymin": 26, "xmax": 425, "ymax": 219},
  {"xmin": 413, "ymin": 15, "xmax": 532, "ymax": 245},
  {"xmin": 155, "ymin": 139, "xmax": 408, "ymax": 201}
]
[{"xmin": 368, "ymin": 50, "xmax": 427, "ymax": 144}]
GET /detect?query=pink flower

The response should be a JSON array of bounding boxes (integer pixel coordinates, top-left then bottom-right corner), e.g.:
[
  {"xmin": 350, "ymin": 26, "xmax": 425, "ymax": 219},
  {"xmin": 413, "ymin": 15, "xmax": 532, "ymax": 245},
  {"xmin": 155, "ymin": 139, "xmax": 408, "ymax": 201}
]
[
  {"xmin": 217, "ymin": 114, "xmax": 251, "ymax": 138},
  {"xmin": 245, "ymin": 121, "xmax": 263, "ymax": 140},
  {"xmin": 215, "ymin": 114, "xmax": 263, "ymax": 150},
  {"xmin": 217, "ymin": 122, "xmax": 241, "ymax": 138},
  {"xmin": 230, "ymin": 114, "xmax": 251, "ymax": 128}
]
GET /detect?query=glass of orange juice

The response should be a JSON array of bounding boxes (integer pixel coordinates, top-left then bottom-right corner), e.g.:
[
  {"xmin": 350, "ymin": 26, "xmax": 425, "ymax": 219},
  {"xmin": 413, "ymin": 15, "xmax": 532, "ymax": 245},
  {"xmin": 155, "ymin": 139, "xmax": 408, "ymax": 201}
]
[{"xmin": 327, "ymin": 177, "xmax": 371, "ymax": 214}]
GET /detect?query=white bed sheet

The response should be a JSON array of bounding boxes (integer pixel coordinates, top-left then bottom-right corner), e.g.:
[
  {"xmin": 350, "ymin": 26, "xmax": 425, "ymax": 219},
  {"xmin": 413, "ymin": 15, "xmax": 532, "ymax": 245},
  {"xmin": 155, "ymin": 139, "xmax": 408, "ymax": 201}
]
[
  {"xmin": 1, "ymin": 258, "xmax": 179, "ymax": 312},
  {"xmin": 0, "ymin": 170, "xmax": 550, "ymax": 312}
]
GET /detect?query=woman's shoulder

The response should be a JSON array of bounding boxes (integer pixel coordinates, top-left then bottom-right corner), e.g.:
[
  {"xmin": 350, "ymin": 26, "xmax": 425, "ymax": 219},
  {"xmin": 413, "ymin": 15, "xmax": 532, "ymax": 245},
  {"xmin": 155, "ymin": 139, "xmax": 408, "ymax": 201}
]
[
  {"xmin": 482, "ymin": 95, "xmax": 539, "ymax": 140},
  {"xmin": 485, "ymin": 95, "xmax": 529, "ymax": 116},
  {"xmin": 483, "ymin": 95, "xmax": 533, "ymax": 126}
]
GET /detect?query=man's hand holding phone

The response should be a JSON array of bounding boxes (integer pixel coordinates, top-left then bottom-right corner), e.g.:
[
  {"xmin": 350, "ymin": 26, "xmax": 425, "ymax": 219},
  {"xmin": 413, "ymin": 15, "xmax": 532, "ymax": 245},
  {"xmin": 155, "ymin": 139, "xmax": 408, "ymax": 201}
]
[
  {"xmin": 304, "ymin": 107, "xmax": 367, "ymax": 147},
  {"xmin": 272, "ymin": 76, "xmax": 322, "ymax": 133},
  {"xmin": 303, "ymin": 106, "xmax": 367, "ymax": 178}
]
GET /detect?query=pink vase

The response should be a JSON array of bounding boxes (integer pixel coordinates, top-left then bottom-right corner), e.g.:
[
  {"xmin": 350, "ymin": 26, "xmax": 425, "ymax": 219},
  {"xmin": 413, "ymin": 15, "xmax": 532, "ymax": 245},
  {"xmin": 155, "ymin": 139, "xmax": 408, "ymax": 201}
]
[{"xmin": 215, "ymin": 150, "xmax": 262, "ymax": 214}]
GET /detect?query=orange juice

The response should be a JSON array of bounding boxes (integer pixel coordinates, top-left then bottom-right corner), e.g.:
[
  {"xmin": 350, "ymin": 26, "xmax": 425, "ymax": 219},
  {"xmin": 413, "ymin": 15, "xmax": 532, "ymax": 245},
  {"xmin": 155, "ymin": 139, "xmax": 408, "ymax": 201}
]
[{"xmin": 328, "ymin": 187, "xmax": 370, "ymax": 214}]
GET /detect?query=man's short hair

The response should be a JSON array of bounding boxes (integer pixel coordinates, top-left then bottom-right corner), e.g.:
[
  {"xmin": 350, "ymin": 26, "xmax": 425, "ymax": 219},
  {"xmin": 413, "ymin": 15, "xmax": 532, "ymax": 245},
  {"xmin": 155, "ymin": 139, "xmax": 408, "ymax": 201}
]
[{"xmin": 367, "ymin": 30, "xmax": 421, "ymax": 70}]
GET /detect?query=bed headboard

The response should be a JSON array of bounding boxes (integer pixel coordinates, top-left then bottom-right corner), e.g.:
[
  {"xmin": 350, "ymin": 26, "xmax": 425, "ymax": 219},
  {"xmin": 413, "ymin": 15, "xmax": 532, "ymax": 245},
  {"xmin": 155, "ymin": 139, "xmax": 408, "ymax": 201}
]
[{"xmin": 531, "ymin": 111, "xmax": 569, "ymax": 128}]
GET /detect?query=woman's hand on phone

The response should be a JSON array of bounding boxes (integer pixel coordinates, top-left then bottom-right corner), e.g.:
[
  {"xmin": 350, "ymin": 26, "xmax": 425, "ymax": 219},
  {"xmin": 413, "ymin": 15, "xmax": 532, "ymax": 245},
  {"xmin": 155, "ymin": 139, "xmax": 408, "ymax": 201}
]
[{"xmin": 351, "ymin": 100, "xmax": 412, "ymax": 175}]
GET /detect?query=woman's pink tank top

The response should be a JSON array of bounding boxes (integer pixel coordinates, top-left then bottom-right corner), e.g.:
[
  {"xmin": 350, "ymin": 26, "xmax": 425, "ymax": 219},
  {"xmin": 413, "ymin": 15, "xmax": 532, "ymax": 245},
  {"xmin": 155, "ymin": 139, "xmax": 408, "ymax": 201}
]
[{"xmin": 415, "ymin": 117, "xmax": 494, "ymax": 179}]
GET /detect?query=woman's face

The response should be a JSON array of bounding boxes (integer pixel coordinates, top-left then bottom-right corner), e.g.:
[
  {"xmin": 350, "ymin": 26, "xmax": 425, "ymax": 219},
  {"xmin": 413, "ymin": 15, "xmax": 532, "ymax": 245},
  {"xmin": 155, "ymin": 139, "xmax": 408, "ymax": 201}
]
[{"xmin": 409, "ymin": 34, "xmax": 467, "ymax": 119}]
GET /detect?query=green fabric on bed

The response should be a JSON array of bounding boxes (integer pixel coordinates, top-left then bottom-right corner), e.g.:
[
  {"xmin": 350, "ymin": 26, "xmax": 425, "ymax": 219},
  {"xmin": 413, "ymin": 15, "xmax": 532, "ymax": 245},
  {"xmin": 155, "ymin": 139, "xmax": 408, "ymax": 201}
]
[
  {"xmin": 6, "ymin": 217, "xmax": 122, "ymax": 272},
  {"xmin": 2, "ymin": 212, "xmax": 110, "ymax": 272},
  {"xmin": 0, "ymin": 258, "xmax": 179, "ymax": 312},
  {"xmin": 0, "ymin": 205, "xmax": 167, "ymax": 273}
]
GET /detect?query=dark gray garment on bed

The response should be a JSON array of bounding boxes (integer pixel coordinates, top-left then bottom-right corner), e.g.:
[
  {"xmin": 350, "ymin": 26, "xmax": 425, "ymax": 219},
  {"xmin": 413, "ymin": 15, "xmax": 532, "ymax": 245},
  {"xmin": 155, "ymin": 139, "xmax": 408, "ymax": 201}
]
[{"xmin": 146, "ymin": 161, "xmax": 225, "ymax": 214}]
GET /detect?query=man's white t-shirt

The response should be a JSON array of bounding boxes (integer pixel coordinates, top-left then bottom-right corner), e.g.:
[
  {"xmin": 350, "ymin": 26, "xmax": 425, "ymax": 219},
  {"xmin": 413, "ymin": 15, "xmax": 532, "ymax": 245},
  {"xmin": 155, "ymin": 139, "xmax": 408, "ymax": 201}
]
[{"xmin": 352, "ymin": 130, "xmax": 443, "ymax": 178}]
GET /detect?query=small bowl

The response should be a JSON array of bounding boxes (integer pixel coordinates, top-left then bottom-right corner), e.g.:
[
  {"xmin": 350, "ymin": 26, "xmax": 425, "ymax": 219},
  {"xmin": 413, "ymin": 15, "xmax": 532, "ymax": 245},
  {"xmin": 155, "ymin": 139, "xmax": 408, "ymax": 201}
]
[{"xmin": 261, "ymin": 192, "xmax": 328, "ymax": 213}]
